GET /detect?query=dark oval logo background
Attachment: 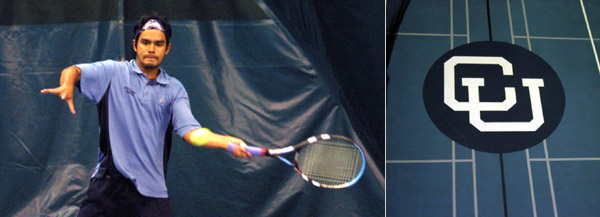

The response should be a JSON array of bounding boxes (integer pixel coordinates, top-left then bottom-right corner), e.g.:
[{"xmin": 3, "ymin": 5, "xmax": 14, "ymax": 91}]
[{"xmin": 423, "ymin": 41, "xmax": 565, "ymax": 153}]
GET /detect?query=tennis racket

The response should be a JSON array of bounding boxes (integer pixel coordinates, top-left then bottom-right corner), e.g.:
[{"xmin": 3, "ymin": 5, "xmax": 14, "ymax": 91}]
[{"xmin": 228, "ymin": 134, "xmax": 366, "ymax": 189}]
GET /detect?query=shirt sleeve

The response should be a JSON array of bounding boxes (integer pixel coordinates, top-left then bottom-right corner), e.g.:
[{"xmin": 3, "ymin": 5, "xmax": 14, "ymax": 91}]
[
  {"xmin": 75, "ymin": 60, "xmax": 119, "ymax": 103},
  {"xmin": 171, "ymin": 83, "xmax": 202, "ymax": 138}
]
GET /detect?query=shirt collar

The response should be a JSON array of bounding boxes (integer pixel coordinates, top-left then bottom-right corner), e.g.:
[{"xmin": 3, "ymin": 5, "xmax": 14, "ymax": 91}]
[{"xmin": 130, "ymin": 59, "xmax": 170, "ymax": 85}]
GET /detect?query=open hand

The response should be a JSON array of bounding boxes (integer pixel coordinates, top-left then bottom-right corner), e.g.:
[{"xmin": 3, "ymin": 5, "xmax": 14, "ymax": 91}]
[{"xmin": 41, "ymin": 85, "xmax": 76, "ymax": 114}]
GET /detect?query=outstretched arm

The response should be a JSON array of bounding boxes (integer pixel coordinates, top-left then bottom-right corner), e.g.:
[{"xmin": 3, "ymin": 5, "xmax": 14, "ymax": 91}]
[
  {"xmin": 183, "ymin": 128, "xmax": 252, "ymax": 158},
  {"xmin": 40, "ymin": 66, "xmax": 81, "ymax": 114}
]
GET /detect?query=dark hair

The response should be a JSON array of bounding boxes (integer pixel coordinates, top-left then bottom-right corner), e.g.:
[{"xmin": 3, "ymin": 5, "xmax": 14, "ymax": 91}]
[{"xmin": 133, "ymin": 15, "xmax": 172, "ymax": 45}]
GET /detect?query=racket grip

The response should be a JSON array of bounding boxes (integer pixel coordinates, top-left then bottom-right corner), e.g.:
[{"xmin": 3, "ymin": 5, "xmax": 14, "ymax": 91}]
[{"xmin": 227, "ymin": 143, "xmax": 267, "ymax": 156}]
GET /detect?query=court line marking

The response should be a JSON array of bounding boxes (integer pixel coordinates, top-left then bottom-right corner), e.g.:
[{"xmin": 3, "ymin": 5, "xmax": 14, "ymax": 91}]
[
  {"xmin": 450, "ymin": 3, "xmax": 457, "ymax": 215},
  {"xmin": 521, "ymin": 0, "xmax": 558, "ymax": 214},
  {"xmin": 543, "ymin": 140, "xmax": 558, "ymax": 217},
  {"xmin": 580, "ymin": 0, "xmax": 600, "ymax": 75},
  {"xmin": 395, "ymin": 33, "xmax": 600, "ymax": 41},
  {"xmin": 521, "ymin": 0, "xmax": 532, "ymax": 50},
  {"xmin": 530, "ymin": 157, "xmax": 600, "ymax": 161},
  {"xmin": 452, "ymin": 141, "xmax": 457, "ymax": 217},
  {"xmin": 466, "ymin": 0, "xmax": 470, "ymax": 43},
  {"xmin": 396, "ymin": 32, "xmax": 469, "ymax": 37},
  {"xmin": 515, "ymin": 35, "xmax": 600, "ymax": 41},
  {"xmin": 451, "ymin": 0, "xmax": 454, "ymax": 49},
  {"xmin": 388, "ymin": 157, "xmax": 600, "ymax": 164},
  {"xmin": 507, "ymin": 0, "xmax": 515, "ymax": 44},
  {"xmin": 465, "ymin": 1, "xmax": 476, "ymax": 215},
  {"xmin": 387, "ymin": 159, "xmax": 474, "ymax": 163},
  {"xmin": 472, "ymin": 150, "xmax": 478, "ymax": 217},
  {"xmin": 521, "ymin": 1, "xmax": 550, "ymax": 215},
  {"xmin": 509, "ymin": 2, "xmax": 536, "ymax": 215},
  {"xmin": 526, "ymin": 150, "xmax": 538, "ymax": 217}
]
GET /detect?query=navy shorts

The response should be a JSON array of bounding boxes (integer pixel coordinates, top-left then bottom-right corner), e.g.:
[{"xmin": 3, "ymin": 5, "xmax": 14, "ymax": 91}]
[{"xmin": 77, "ymin": 168, "xmax": 173, "ymax": 217}]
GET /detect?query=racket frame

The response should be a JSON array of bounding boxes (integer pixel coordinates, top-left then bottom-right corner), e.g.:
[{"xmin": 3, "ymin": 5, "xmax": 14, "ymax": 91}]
[
  {"xmin": 230, "ymin": 134, "xmax": 366, "ymax": 189},
  {"xmin": 269, "ymin": 134, "xmax": 366, "ymax": 189}
]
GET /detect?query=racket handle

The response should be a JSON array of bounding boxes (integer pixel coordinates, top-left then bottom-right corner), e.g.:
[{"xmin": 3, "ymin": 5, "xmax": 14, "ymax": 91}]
[{"xmin": 227, "ymin": 143, "xmax": 267, "ymax": 156}]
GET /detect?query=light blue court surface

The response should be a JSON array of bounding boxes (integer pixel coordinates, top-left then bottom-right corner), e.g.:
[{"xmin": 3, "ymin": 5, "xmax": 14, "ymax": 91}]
[{"xmin": 387, "ymin": 0, "xmax": 600, "ymax": 216}]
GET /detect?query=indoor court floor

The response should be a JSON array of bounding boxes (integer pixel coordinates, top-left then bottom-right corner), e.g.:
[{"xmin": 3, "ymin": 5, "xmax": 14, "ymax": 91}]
[{"xmin": 387, "ymin": 0, "xmax": 600, "ymax": 216}]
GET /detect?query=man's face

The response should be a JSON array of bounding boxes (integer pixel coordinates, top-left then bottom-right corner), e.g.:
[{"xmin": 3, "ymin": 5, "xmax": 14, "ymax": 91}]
[{"xmin": 133, "ymin": 29, "xmax": 171, "ymax": 70}]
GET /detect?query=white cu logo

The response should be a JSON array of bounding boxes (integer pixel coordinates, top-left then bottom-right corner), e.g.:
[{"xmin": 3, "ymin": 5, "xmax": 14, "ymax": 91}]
[{"xmin": 444, "ymin": 56, "xmax": 545, "ymax": 132}]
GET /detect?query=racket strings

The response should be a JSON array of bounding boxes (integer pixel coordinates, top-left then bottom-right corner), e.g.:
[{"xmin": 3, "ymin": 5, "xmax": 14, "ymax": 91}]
[
  {"xmin": 296, "ymin": 139, "xmax": 364, "ymax": 186},
  {"xmin": 300, "ymin": 143, "xmax": 361, "ymax": 184}
]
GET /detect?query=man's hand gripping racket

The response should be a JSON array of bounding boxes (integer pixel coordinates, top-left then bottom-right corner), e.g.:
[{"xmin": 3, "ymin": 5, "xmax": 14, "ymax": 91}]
[{"xmin": 228, "ymin": 134, "xmax": 366, "ymax": 189}]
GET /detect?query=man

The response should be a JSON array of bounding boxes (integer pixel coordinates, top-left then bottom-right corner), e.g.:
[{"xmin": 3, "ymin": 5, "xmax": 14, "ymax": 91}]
[{"xmin": 41, "ymin": 15, "xmax": 251, "ymax": 216}]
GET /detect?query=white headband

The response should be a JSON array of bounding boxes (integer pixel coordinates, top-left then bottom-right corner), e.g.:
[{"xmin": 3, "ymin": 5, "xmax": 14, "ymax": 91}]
[
  {"xmin": 141, "ymin": 19, "xmax": 164, "ymax": 31},
  {"xmin": 135, "ymin": 19, "xmax": 169, "ymax": 40}
]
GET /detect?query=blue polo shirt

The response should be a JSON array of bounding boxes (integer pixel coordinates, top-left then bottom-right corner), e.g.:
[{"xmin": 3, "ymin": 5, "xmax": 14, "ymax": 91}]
[{"xmin": 76, "ymin": 59, "xmax": 201, "ymax": 198}]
